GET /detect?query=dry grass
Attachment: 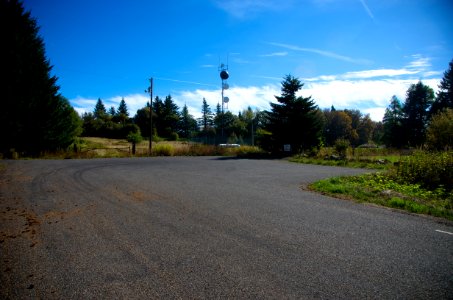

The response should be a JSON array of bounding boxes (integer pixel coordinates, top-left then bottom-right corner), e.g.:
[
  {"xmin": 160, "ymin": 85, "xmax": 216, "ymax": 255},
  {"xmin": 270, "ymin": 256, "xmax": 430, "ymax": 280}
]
[{"xmin": 56, "ymin": 138, "xmax": 264, "ymax": 158}]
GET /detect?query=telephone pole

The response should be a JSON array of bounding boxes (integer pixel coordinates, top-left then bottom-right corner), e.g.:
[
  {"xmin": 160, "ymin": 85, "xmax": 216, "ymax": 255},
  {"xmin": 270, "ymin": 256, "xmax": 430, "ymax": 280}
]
[{"xmin": 146, "ymin": 78, "xmax": 154, "ymax": 155}]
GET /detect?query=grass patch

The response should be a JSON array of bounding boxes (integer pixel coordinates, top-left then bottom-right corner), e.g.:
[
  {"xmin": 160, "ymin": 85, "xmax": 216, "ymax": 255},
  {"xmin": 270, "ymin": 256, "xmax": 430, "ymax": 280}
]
[
  {"xmin": 309, "ymin": 173, "xmax": 453, "ymax": 221},
  {"xmin": 290, "ymin": 147, "xmax": 405, "ymax": 169},
  {"xmin": 289, "ymin": 156, "xmax": 392, "ymax": 169}
]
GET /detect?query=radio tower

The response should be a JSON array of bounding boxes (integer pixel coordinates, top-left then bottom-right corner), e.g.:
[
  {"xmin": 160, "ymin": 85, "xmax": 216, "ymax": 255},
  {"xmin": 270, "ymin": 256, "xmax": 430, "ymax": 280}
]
[{"xmin": 219, "ymin": 62, "xmax": 229, "ymax": 140}]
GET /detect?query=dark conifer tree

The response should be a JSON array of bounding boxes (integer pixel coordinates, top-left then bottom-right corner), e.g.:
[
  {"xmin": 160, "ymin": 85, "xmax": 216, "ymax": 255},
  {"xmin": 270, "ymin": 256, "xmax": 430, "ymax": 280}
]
[
  {"xmin": 430, "ymin": 59, "xmax": 453, "ymax": 116},
  {"xmin": 403, "ymin": 81, "xmax": 434, "ymax": 147},
  {"xmin": 93, "ymin": 98, "xmax": 107, "ymax": 119},
  {"xmin": 0, "ymin": 0, "xmax": 81, "ymax": 155},
  {"xmin": 265, "ymin": 75, "xmax": 323, "ymax": 153},
  {"xmin": 383, "ymin": 96, "xmax": 404, "ymax": 148},
  {"xmin": 199, "ymin": 98, "xmax": 214, "ymax": 131},
  {"xmin": 116, "ymin": 98, "xmax": 129, "ymax": 125},
  {"xmin": 178, "ymin": 104, "xmax": 198, "ymax": 139}
]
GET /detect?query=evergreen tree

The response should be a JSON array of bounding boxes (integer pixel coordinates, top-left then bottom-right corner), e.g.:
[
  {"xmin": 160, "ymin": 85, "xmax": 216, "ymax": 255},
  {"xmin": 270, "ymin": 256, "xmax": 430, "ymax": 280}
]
[
  {"xmin": 403, "ymin": 81, "xmax": 434, "ymax": 146},
  {"xmin": 199, "ymin": 98, "xmax": 214, "ymax": 131},
  {"xmin": 116, "ymin": 98, "xmax": 129, "ymax": 124},
  {"xmin": 94, "ymin": 98, "xmax": 107, "ymax": 119},
  {"xmin": 108, "ymin": 106, "xmax": 116, "ymax": 117},
  {"xmin": 152, "ymin": 96, "xmax": 164, "ymax": 136},
  {"xmin": 265, "ymin": 75, "xmax": 323, "ymax": 153},
  {"xmin": 161, "ymin": 95, "xmax": 180, "ymax": 138},
  {"xmin": 383, "ymin": 96, "xmax": 404, "ymax": 148},
  {"xmin": 0, "ymin": 0, "xmax": 81, "ymax": 155},
  {"xmin": 178, "ymin": 104, "xmax": 198, "ymax": 139},
  {"xmin": 431, "ymin": 59, "xmax": 453, "ymax": 116}
]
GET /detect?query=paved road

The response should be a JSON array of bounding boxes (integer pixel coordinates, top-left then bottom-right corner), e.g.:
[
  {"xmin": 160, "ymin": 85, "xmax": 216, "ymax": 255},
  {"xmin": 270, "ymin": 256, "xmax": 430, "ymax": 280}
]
[{"xmin": 1, "ymin": 157, "xmax": 452, "ymax": 299}]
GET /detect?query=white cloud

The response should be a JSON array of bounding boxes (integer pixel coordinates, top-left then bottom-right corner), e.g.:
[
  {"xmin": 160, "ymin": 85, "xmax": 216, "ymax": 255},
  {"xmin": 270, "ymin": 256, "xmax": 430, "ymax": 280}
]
[
  {"xmin": 174, "ymin": 77, "xmax": 440, "ymax": 122},
  {"xmin": 71, "ymin": 55, "xmax": 442, "ymax": 123},
  {"xmin": 71, "ymin": 94, "xmax": 149, "ymax": 116},
  {"xmin": 341, "ymin": 68, "xmax": 419, "ymax": 79},
  {"xmin": 407, "ymin": 54, "xmax": 431, "ymax": 69},
  {"xmin": 174, "ymin": 85, "xmax": 279, "ymax": 118},
  {"xmin": 301, "ymin": 78, "xmax": 440, "ymax": 119}
]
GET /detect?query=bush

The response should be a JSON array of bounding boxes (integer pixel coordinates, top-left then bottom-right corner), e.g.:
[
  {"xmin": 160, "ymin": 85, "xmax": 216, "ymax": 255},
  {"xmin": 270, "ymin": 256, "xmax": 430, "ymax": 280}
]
[
  {"xmin": 426, "ymin": 108, "xmax": 453, "ymax": 150},
  {"xmin": 168, "ymin": 132, "xmax": 179, "ymax": 141},
  {"xmin": 334, "ymin": 139, "xmax": 350, "ymax": 158},
  {"xmin": 153, "ymin": 144, "xmax": 174, "ymax": 156},
  {"xmin": 393, "ymin": 150, "xmax": 453, "ymax": 192}
]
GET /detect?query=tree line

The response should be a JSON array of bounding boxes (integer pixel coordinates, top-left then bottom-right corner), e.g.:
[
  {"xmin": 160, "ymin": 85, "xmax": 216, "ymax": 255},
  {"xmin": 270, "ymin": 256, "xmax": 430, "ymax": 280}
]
[
  {"xmin": 2, "ymin": 0, "xmax": 452, "ymax": 156},
  {"xmin": 382, "ymin": 61, "xmax": 453, "ymax": 150},
  {"xmin": 78, "ymin": 65, "xmax": 453, "ymax": 154}
]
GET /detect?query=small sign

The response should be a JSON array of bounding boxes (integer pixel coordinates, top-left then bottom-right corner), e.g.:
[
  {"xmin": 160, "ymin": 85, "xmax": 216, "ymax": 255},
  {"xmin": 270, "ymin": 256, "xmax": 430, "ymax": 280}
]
[{"xmin": 284, "ymin": 144, "xmax": 291, "ymax": 152}]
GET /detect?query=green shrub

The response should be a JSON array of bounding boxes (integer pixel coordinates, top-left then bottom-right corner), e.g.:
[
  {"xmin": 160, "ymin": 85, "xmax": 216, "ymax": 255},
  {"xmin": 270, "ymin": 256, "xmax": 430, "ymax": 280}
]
[
  {"xmin": 168, "ymin": 132, "xmax": 179, "ymax": 141},
  {"xmin": 393, "ymin": 150, "xmax": 453, "ymax": 191},
  {"xmin": 334, "ymin": 139, "xmax": 350, "ymax": 158}
]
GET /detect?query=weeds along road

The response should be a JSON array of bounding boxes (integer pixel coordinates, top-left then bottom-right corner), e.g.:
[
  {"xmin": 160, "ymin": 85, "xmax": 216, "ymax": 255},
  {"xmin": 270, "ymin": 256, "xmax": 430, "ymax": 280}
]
[{"xmin": 1, "ymin": 157, "xmax": 452, "ymax": 299}]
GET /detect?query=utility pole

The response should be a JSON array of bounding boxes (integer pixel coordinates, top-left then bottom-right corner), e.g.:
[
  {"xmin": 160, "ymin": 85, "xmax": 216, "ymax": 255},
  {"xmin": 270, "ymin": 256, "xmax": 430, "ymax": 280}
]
[{"xmin": 146, "ymin": 78, "xmax": 153, "ymax": 155}]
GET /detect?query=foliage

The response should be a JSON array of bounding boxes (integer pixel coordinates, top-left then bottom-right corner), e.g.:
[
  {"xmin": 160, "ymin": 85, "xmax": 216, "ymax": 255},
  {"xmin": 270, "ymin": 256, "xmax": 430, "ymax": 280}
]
[
  {"xmin": 322, "ymin": 108, "xmax": 377, "ymax": 147},
  {"xmin": 116, "ymin": 98, "xmax": 129, "ymax": 124},
  {"xmin": 199, "ymin": 97, "xmax": 214, "ymax": 132},
  {"xmin": 426, "ymin": 108, "xmax": 453, "ymax": 151},
  {"xmin": 310, "ymin": 173, "xmax": 453, "ymax": 220},
  {"xmin": 126, "ymin": 131, "xmax": 142, "ymax": 144},
  {"xmin": 403, "ymin": 81, "xmax": 435, "ymax": 147},
  {"xmin": 334, "ymin": 139, "xmax": 350, "ymax": 158},
  {"xmin": 134, "ymin": 104, "xmax": 152, "ymax": 138},
  {"xmin": 0, "ymin": 0, "xmax": 82, "ymax": 156},
  {"xmin": 178, "ymin": 104, "xmax": 198, "ymax": 139},
  {"xmin": 159, "ymin": 95, "xmax": 180, "ymax": 139},
  {"xmin": 431, "ymin": 59, "xmax": 453, "ymax": 116},
  {"xmin": 264, "ymin": 75, "xmax": 323, "ymax": 153},
  {"xmin": 391, "ymin": 150, "xmax": 453, "ymax": 192},
  {"xmin": 383, "ymin": 95, "xmax": 405, "ymax": 148},
  {"xmin": 153, "ymin": 144, "xmax": 175, "ymax": 156}
]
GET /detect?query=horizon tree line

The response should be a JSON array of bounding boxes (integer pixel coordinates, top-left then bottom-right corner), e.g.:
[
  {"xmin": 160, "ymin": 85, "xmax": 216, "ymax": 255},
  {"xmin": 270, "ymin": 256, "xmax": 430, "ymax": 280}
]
[{"xmin": 80, "ymin": 59, "xmax": 453, "ymax": 152}]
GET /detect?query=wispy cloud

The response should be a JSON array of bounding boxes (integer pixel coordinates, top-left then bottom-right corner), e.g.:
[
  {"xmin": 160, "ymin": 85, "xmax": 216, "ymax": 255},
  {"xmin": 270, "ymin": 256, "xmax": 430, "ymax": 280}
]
[
  {"xmin": 214, "ymin": 0, "xmax": 294, "ymax": 19},
  {"xmin": 359, "ymin": 0, "xmax": 375, "ymax": 21},
  {"xmin": 268, "ymin": 42, "xmax": 372, "ymax": 64},
  {"xmin": 201, "ymin": 64, "xmax": 216, "ymax": 68},
  {"xmin": 154, "ymin": 77, "xmax": 217, "ymax": 88},
  {"xmin": 260, "ymin": 51, "xmax": 288, "ymax": 57},
  {"xmin": 301, "ymin": 54, "xmax": 436, "ymax": 81},
  {"xmin": 406, "ymin": 54, "xmax": 431, "ymax": 69}
]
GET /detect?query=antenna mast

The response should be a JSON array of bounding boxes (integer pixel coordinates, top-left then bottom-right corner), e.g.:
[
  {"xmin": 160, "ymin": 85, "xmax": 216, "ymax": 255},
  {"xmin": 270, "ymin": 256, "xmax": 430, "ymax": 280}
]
[{"xmin": 219, "ymin": 61, "xmax": 230, "ymax": 140}]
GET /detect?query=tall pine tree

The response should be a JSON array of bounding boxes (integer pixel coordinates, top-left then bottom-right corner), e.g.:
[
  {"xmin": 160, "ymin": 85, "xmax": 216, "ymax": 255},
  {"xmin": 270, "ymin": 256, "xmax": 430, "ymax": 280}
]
[
  {"xmin": 265, "ymin": 75, "xmax": 323, "ymax": 153},
  {"xmin": 1, "ymin": 0, "xmax": 81, "ymax": 155},
  {"xmin": 430, "ymin": 59, "xmax": 453, "ymax": 116},
  {"xmin": 403, "ymin": 81, "xmax": 434, "ymax": 147},
  {"xmin": 383, "ymin": 95, "xmax": 404, "ymax": 148}
]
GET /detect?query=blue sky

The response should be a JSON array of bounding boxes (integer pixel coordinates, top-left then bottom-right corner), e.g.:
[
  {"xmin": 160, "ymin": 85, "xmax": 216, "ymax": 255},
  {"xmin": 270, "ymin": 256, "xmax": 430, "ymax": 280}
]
[{"xmin": 23, "ymin": 0, "xmax": 453, "ymax": 121}]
